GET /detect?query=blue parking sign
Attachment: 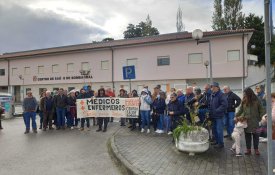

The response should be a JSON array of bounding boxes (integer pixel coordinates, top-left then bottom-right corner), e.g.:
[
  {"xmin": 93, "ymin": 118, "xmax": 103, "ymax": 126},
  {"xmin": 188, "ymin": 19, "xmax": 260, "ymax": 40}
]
[{"xmin": 123, "ymin": 66, "xmax": 136, "ymax": 80}]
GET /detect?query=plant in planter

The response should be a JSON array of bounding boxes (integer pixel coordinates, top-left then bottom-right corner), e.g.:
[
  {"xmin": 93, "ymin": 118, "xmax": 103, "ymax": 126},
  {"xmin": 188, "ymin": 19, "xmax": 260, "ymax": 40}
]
[{"xmin": 173, "ymin": 104, "xmax": 210, "ymax": 155}]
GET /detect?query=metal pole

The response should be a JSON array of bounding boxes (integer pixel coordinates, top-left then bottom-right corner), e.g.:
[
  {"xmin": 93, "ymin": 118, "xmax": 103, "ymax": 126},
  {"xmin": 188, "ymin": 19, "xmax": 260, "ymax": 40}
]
[
  {"xmin": 129, "ymin": 79, "xmax": 132, "ymax": 92},
  {"xmin": 22, "ymin": 79, "xmax": 24, "ymax": 100},
  {"xmin": 208, "ymin": 41, "xmax": 213, "ymax": 84},
  {"xmin": 206, "ymin": 66, "xmax": 209, "ymax": 84},
  {"xmin": 264, "ymin": 1, "xmax": 273, "ymax": 174}
]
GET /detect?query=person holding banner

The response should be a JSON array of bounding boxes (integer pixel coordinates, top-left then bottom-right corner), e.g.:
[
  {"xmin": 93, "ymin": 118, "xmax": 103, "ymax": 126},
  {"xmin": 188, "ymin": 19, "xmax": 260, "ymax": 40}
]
[
  {"xmin": 96, "ymin": 88, "xmax": 109, "ymax": 132},
  {"xmin": 119, "ymin": 89, "xmax": 128, "ymax": 126},
  {"xmin": 77, "ymin": 89, "xmax": 90, "ymax": 131},
  {"xmin": 140, "ymin": 89, "xmax": 153, "ymax": 134}
]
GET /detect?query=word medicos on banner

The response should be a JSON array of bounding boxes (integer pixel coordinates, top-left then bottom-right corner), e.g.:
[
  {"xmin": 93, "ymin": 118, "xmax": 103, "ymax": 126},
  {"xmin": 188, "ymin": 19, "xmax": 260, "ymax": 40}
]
[{"xmin": 77, "ymin": 98, "xmax": 140, "ymax": 118}]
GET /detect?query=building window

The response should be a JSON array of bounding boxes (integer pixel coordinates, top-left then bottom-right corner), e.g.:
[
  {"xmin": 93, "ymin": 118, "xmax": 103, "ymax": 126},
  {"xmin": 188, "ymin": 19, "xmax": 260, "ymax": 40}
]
[
  {"xmin": 24, "ymin": 67, "xmax": 30, "ymax": 75},
  {"xmin": 0, "ymin": 69, "xmax": 5, "ymax": 76},
  {"xmin": 157, "ymin": 56, "xmax": 170, "ymax": 66},
  {"xmin": 81, "ymin": 62, "xmax": 90, "ymax": 71},
  {"xmin": 38, "ymin": 66, "xmax": 44, "ymax": 74},
  {"xmin": 101, "ymin": 60, "xmax": 109, "ymax": 70},
  {"xmin": 67, "ymin": 63, "xmax": 74, "ymax": 72},
  {"xmin": 12, "ymin": 68, "xmax": 17, "ymax": 76},
  {"xmin": 188, "ymin": 53, "xmax": 202, "ymax": 64},
  {"xmin": 227, "ymin": 50, "xmax": 240, "ymax": 61},
  {"xmin": 127, "ymin": 58, "xmax": 137, "ymax": 67},
  {"xmin": 52, "ymin": 64, "xmax": 59, "ymax": 73}
]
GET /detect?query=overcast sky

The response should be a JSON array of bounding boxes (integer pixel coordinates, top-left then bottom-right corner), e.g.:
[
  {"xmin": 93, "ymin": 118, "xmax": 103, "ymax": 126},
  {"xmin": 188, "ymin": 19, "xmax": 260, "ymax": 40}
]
[{"xmin": 0, "ymin": 0, "xmax": 273, "ymax": 53}]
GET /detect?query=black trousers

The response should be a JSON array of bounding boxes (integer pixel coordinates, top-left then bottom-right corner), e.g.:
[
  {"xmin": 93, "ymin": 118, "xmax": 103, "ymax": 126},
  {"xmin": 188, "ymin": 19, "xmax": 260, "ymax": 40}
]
[
  {"xmin": 245, "ymin": 132, "xmax": 259, "ymax": 150},
  {"xmin": 98, "ymin": 117, "xmax": 109, "ymax": 129}
]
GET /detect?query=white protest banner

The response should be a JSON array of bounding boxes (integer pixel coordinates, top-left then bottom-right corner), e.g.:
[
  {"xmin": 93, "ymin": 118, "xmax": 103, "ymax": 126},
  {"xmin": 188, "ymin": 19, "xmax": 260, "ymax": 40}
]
[{"xmin": 76, "ymin": 98, "xmax": 140, "ymax": 118}]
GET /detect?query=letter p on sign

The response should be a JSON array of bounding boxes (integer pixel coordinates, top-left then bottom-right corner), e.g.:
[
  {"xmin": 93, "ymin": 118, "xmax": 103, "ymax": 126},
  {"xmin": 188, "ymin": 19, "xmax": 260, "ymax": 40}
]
[{"xmin": 123, "ymin": 66, "xmax": 136, "ymax": 80}]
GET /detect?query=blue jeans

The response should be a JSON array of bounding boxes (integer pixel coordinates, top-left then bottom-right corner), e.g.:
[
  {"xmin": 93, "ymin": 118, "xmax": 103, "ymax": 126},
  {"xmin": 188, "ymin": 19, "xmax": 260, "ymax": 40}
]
[
  {"xmin": 56, "ymin": 107, "xmax": 66, "ymax": 128},
  {"xmin": 164, "ymin": 115, "xmax": 171, "ymax": 132},
  {"xmin": 140, "ymin": 110, "xmax": 150, "ymax": 129},
  {"xmin": 23, "ymin": 112, "xmax": 37, "ymax": 130},
  {"xmin": 157, "ymin": 114, "xmax": 164, "ymax": 130},
  {"xmin": 224, "ymin": 112, "xmax": 235, "ymax": 136},
  {"xmin": 213, "ymin": 118, "xmax": 224, "ymax": 145}
]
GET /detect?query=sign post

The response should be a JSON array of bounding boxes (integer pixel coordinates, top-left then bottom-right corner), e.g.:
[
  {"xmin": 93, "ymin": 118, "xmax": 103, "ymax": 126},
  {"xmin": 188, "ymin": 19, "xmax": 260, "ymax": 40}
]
[{"xmin": 123, "ymin": 66, "xmax": 136, "ymax": 92}]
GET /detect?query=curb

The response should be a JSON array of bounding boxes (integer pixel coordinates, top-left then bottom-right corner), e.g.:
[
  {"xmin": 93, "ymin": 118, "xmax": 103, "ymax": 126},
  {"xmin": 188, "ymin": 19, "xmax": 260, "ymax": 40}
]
[{"xmin": 107, "ymin": 135, "xmax": 144, "ymax": 175}]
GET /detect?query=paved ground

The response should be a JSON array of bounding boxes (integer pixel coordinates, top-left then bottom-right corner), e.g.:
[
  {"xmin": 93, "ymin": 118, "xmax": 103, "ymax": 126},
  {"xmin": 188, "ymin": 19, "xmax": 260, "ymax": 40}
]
[
  {"xmin": 113, "ymin": 127, "xmax": 275, "ymax": 175},
  {"xmin": 0, "ymin": 117, "xmax": 121, "ymax": 175}
]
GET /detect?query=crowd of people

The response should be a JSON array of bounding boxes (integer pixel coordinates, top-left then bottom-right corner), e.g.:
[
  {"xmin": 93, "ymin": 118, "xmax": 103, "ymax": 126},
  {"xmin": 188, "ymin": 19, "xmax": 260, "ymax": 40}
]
[{"xmin": 1, "ymin": 82, "xmax": 274, "ymax": 157}]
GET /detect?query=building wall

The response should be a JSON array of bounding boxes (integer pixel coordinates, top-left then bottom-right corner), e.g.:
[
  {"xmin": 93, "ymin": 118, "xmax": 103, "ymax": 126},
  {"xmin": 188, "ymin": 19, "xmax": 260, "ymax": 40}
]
[
  {"xmin": 114, "ymin": 35, "xmax": 246, "ymax": 82},
  {"xmin": 0, "ymin": 60, "xmax": 8, "ymax": 86},
  {"xmin": 9, "ymin": 49, "xmax": 112, "ymax": 86}
]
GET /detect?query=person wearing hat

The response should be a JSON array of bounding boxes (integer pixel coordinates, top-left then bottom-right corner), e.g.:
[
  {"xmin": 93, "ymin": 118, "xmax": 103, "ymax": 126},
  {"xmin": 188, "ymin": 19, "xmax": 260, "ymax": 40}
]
[
  {"xmin": 140, "ymin": 88, "xmax": 153, "ymax": 133},
  {"xmin": 209, "ymin": 82, "xmax": 228, "ymax": 148}
]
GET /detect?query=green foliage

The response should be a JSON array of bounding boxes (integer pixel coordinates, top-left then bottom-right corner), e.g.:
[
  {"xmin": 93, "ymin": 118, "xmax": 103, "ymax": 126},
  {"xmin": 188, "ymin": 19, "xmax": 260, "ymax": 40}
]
[
  {"xmin": 244, "ymin": 13, "xmax": 265, "ymax": 65},
  {"xmin": 102, "ymin": 38, "xmax": 114, "ymax": 42},
  {"xmin": 212, "ymin": 0, "xmax": 244, "ymax": 30},
  {"xmin": 123, "ymin": 15, "xmax": 159, "ymax": 39}
]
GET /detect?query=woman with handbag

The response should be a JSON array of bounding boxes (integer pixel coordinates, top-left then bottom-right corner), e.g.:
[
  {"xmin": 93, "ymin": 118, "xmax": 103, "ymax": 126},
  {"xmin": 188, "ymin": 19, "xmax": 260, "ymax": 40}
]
[{"xmin": 236, "ymin": 87, "xmax": 265, "ymax": 155}]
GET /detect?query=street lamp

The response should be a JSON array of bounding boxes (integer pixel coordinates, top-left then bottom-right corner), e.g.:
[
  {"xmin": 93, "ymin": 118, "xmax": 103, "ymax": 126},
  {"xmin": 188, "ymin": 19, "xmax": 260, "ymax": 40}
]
[
  {"xmin": 204, "ymin": 60, "xmax": 209, "ymax": 83},
  {"xmin": 79, "ymin": 69, "xmax": 91, "ymax": 85},
  {"xmin": 18, "ymin": 75, "xmax": 24, "ymax": 100},
  {"xmin": 192, "ymin": 29, "xmax": 213, "ymax": 84}
]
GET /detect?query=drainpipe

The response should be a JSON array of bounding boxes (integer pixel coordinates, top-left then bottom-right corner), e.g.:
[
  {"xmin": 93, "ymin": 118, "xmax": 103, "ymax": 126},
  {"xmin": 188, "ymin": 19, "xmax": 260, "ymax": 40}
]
[
  {"xmin": 111, "ymin": 48, "xmax": 115, "ymax": 92},
  {"xmin": 242, "ymin": 33, "xmax": 245, "ymax": 91}
]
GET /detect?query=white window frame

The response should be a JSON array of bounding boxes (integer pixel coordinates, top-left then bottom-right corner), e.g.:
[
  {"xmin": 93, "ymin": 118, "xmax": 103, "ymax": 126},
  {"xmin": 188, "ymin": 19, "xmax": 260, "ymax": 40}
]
[
  {"xmin": 127, "ymin": 58, "xmax": 138, "ymax": 68},
  {"xmin": 38, "ymin": 66, "xmax": 44, "ymax": 74},
  {"xmin": 67, "ymin": 63, "xmax": 74, "ymax": 72},
  {"xmin": 52, "ymin": 64, "xmax": 59, "ymax": 73},
  {"xmin": 24, "ymin": 67, "xmax": 30, "ymax": 75},
  {"xmin": 157, "ymin": 56, "xmax": 170, "ymax": 66},
  {"xmin": 101, "ymin": 60, "xmax": 109, "ymax": 70},
  {"xmin": 12, "ymin": 68, "xmax": 17, "ymax": 76},
  {"xmin": 81, "ymin": 62, "xmax": 90, "ymax": 71},
  {"xmin": 227, "ymin": 50, "xmax": 240, "ymax": 61},
  {"xmin": 188, "ymin": 53, "xmax": 203, "ymax": 64}
]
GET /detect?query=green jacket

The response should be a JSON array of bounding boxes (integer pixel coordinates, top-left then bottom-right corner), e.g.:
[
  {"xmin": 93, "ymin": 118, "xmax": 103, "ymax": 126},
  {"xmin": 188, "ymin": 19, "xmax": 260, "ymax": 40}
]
[{"xmin": 236, "ymin": 100, "xmax": 264, "ymax": 133}]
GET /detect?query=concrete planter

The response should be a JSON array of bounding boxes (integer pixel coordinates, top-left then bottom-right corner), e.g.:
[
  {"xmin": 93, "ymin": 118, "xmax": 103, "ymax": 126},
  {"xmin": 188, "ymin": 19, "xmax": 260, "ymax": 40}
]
[{"xmin": 175, "ymin": 127, "xmax": 209, "ymax": 155}]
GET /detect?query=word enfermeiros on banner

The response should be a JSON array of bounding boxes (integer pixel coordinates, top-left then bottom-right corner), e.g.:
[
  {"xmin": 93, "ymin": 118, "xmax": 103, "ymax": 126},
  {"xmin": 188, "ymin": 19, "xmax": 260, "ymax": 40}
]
[{"xmin": 76, "ymin": 98, "xmax": 140, "ymax": 118}]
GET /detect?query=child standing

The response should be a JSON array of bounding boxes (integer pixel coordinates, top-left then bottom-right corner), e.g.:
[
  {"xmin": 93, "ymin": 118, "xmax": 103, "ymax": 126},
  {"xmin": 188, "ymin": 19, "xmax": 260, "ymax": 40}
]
[{"xmin": 230, "ymin": 117, "xmax": 247, "ymax": 157}]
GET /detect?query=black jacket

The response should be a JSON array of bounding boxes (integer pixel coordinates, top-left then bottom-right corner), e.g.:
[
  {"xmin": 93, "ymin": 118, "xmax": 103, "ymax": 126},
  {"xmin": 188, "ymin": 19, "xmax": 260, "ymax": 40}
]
[{"xmin": 226, "ymin": 91, "xmax": 241, "ymax": 112}]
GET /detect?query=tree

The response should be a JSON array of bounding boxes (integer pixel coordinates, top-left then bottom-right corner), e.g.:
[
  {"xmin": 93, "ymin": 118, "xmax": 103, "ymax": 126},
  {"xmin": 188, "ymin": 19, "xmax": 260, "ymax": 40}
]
[
  {"xmin": 123, "ymin": 15, "xmax": 159, "ymax": 39},
  {"xmin": 212, "ymin": 0, "xmax": 244, "ymax": 30},
  {"xmin": 176, "ymin": 5, "xmax": 184, "ymax": 32},
  {"xmin": 212, "ymin": 0, "xmax": 225, "ymax": 30},
  {"xmin": 102, "ymin": 38, "xmax": 114, "ymax": 42},
  {"xmin": 223, "ymin": 0, "xmax": 245, "ymax": 30},
  {"xmin": 244, "ymin": 13, "xmax": 265, "ymax": 65}
]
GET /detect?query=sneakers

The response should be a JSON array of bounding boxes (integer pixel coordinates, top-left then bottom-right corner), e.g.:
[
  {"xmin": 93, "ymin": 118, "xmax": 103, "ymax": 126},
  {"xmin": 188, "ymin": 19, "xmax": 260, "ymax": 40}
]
[
  {"xmin": 167, "ymin": 131, "xmax": 173, "ymax": 135},
  {"xmin": 158, "ymin": 130, "xmax": 164, "ymax": 134},
  {"xmin": 24, "ymin": 130, "xmax": 30, "ymax": 134},
  {"xmin": 155, "ymin": 129, "xmax": 160, "ymax": 133},
  {"xmin": 141, "ymin": 128, "xmax": 145, "ymax": 133},
  {"xmin": 147, "ymin": 129, "xmax": 150, "ymax": 134},
  {"xmin": 33, "ymin": 129, "xmax": 38, "ymax": 133},
  {"xmin": 235, "ymin": 153, "xmax": 243, "ymax": 157},
  {"xmin": 70, "ymin": 127, "xmax": 74, "ymax": 130}
]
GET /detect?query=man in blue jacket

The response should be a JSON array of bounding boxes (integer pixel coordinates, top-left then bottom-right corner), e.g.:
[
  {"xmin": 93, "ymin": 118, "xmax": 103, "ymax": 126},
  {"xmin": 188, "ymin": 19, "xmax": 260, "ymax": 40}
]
[{"xmin": 209, "ymin": 82, "xmax": 228, "ymax": 148}]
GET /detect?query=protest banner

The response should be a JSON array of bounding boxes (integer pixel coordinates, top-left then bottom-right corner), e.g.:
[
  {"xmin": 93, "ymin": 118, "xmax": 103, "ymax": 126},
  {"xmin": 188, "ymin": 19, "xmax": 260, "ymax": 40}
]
[{"xmin": 76, "ymin": 97, "xmax": 140, "ymax": 118}]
